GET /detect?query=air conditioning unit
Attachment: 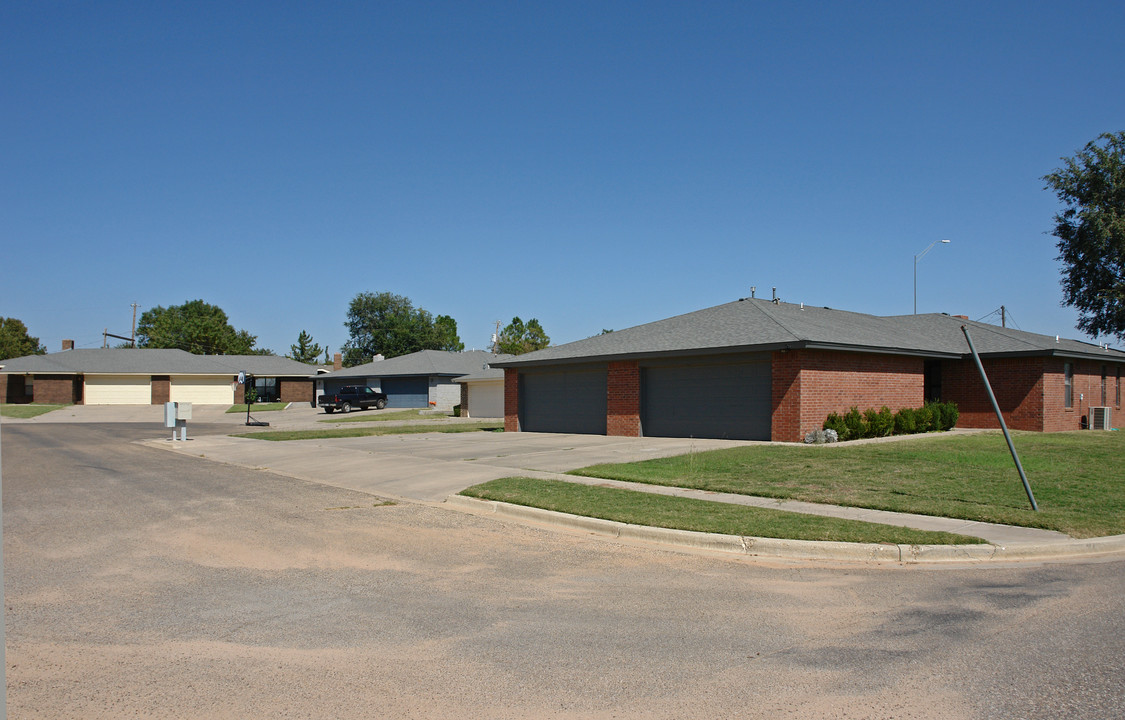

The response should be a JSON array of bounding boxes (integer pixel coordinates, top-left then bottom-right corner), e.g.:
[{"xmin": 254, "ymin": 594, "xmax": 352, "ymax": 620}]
[{"xmin": 1090, "ymin": 406, "xmax": 1112, "ymax": 430}]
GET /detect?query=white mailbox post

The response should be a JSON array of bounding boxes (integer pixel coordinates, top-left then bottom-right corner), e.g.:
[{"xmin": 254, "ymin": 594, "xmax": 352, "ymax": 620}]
[{"xmin": 164, "ymin": 401, "xmax": 192, "ymax": 441}]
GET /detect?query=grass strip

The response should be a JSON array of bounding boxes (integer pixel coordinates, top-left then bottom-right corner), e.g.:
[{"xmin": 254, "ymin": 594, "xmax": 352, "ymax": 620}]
[
  {"xmin": 461, "ymin": 477, "xmax": 982, "ymax": 545},
  {"xmin": 226, "ymin": 403, "xmax": 288, "ymax": 413},
  {"xmin": 0, "ymin": 404, "xmax": 66, "ymax": 418},
  {"xmin": 319, "ymin": 409, "xmax": 447, "ymax": 423},
  {"xmin": 571, "ymin": 431, "xmax": 1125, "ymax": 538},
  {"xmin": 235, "ymin": 422, "xmax": 503, "ymax": 441}
]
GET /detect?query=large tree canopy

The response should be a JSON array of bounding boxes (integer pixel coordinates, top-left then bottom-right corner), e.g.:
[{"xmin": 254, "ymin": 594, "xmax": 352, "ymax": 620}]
[
  {"xmin": 137, "ymin": 299, "xmax": 270, "ymax": 355},
  {"xmin": 496, "ymin": 317, "xmax": 550, "ymax": 355},
  {"xmin": 342, "ymin": 292, "xmax": 463, "ymax": 365},
  {"xmin": 1044, "ymin": 131, "xmax": 1125, "ymax": 340},
  {"xmin": 0, "ymin": 317, "xmax": 46, "ymax": 360}
]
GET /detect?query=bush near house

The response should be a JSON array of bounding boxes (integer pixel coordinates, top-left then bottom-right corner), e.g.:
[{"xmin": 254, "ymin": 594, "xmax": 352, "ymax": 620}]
[{"xmin": 824, "ymin": 402, "xmax": 959, "ymax": 441}]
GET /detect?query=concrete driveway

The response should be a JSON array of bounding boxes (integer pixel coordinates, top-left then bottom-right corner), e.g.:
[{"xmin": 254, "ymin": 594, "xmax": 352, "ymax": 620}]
[{"xmin": 153, "ymin": 430, "xmax": 750, "ymax": 502}]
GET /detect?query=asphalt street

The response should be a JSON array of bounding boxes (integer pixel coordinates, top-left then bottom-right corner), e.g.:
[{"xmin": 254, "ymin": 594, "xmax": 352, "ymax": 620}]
[{"xmin": 4, "ymin": 422, "xmax": 1125, "ymax": 719}]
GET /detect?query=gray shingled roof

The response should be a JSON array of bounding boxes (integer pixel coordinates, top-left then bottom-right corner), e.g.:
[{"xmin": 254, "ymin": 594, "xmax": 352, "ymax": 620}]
[
  {"xmin": 0, "ymin": 348, "xmax": 320, "ymax": 377},
  {"xmin": 318, "ymin": 350, "xmax": 510, "ymax": 380},
  {"xmin": 212, "ymin": 355, "xmax": 321, "ymax": 377},
  {"xmin": 492, "ymin": 299, "xmax": 1125, "ymax": 367}
]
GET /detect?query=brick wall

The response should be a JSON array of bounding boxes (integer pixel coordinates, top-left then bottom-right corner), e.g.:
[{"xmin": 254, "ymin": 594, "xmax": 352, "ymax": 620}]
[
  {"xmin": 34, "ymin": 375, "xmax": 79, "ymax": 404},
  {"xmin": 772, "ymin": 350, "xmax": 924, "ymax": 442},
  {"xmin": 606, "ymin": 360, "xmax": 640, "ymax": 436},
  {"xmin": 504, "ymin": 368, "xmax": 520, "ymax": 432},
  {"xmin": 151, "ymin": 376, "xmax": 171, "ymax": 405},
  {"xmin": 943, "ymin": 357, "xmax": 1047, "ymax": 431},
  {"xmin": 279, "ymin": 379, "xmax": 313, "ymax": 403}
]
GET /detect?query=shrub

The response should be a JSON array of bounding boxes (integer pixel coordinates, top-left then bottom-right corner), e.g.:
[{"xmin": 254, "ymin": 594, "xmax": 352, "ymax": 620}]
[
  {"xmin": 862, "ymin": 408, "xmax": 880, "ymax": 438},
  {"xmin": 823, "ymin": 412, "xmax": 846, "ymax": 438},
  {"xmin": 894, "ymin": 407, "xmax": 917, "ymax": 435},
  {"xmin": 826, "ymin": 402, "xmax": 960, "ymax": 441},
  {"xmin": 871, "ymin": 406, "xmax": 895, "ymax": 437},
  {"xmin": 914, "ymin": 404, "xmax": 935, "ymax": 432},
  {"xmin": 842, "ymin": 406, "xmax": 865, "ymax": 441},
  {"xmin": 942, "ymin": 401, "xmax": 959, "ymax": 430}
]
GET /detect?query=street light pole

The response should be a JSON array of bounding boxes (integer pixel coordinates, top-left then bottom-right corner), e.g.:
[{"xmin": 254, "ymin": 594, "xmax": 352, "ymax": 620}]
[{"xmin": 914, "ymin": 239, "xmax": 951, "ymax": 314}]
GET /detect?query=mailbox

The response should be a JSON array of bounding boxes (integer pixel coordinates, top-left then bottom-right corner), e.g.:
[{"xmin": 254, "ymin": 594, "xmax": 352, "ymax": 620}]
[
  {"xmin": 175, "ymin": 402, "xmax": 192, "ymax": 420},
  {"xmin": 164, "ymin": 401, "xmax": 191, "ymax": 440}
]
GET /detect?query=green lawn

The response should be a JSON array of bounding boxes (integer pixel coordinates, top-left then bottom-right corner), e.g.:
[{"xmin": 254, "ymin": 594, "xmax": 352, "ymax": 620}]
[
  {"xmin": 236, "ymin": 422, "xmax": 503, "ymax": 441},
  {"xmin": 461, "ymin": 477, "xmax": 982, "ymax": 545},
  {"xmin": 571, "ymin": 431, "xmax": 1125, "ymax": 538},
  {"xmin": 226, "ymin": 403, "xmax": 288, "ymax": 413},
  {"xmin": 0, "ymin": 403, "xmax": 66, "ymax": 418},
  {"xmin": 320, "ymin": 409, "xmax": 448, "ymax": 423}
]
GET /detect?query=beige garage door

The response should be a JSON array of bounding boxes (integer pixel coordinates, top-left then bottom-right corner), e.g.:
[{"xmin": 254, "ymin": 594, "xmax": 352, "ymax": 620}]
[
  {"xmin": 170, "ymin": 376, "xmax": 235, "ymax": 404},
  {"xmin": 84, "ymin": 375, "xmax": 152, "ymax": 405},
  {"xmin": 467, "ymin": 380, "xmax": 504, "ymax": 418}
]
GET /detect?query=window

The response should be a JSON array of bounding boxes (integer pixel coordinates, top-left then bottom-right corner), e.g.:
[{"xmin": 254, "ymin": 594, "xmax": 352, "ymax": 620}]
[
  {"xmin": 1118, "ymin": 367, "xmax": 1122, "ymax": 407},
  {"xmin": 1102, "ymin": 366, "xmax": 1108, "ymax": 406},
  {"xmin": 253, "ymin": 377, "xmax": 278, "ymax": 402},
  {"xmin": 1064, "ymin": 363, "xmax": 1073, "ymax": 409}
]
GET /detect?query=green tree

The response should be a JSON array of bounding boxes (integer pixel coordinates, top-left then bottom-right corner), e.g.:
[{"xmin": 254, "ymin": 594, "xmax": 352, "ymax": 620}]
[
  {"xmin": 136, "ymin": 299, "xmax": 266, "ymax": 355},
  {"xmin": 432, "ymin": 314, "xmax": 465, "ymax": 352},
  {"xmin": 287, "ymin": 330, "xmax": 324, "ymax": 364},
  {"xmin": 1044, "ymin": 131, "xmax": 1125, "ymax": 340},
  {"xmin": 497, "ymin": 316, "xmax": 550, "ymax": 355},
  {"xmin": 342, "ymin": 292, "xmax": 461, "ymax": 365},
  {"xmin": 0, "ymin": 317, "xmax": 46, "ymax": 360}
]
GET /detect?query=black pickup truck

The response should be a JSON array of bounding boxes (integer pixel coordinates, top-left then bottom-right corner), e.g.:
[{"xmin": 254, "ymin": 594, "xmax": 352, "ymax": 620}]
[{"xmin": 317, "ymin": 385, "xmax": 388, "ymax": 413}]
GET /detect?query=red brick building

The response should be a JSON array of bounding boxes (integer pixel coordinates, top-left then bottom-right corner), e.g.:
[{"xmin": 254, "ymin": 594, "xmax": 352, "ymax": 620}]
[{"xmin": 493, "ymin": 298, "xmax": 1125, "ymax": 442}]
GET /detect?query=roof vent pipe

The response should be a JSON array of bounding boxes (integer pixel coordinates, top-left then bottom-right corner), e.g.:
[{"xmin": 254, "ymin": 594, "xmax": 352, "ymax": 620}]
[
  {"xmin": 772, "ymin": 287, "xmax": 776, "ymax": 301},
  {"xmin": 750, "ymin": 286, "xmax": 756, "ymax": 298}
]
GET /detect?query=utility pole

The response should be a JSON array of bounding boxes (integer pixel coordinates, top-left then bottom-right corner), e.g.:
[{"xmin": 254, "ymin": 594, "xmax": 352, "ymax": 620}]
[
  {"xmin": 1001, "ymin": 305, "xmax": 1006, "ymax": 328},
  {"xmin": 131, "ymin": 303, "xmax": 139, "ymax": 346}
]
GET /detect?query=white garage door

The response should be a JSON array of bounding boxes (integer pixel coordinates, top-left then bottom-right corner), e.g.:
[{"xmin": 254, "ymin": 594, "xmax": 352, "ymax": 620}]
[
  {"xmin": 85, "ymin": 375, "xmax": 152, "ymax": 405},
  {"xmin": 170, "ymin": 376, "xmax": 235, "ymax": 404},
  {"xmin": 466, "ymin": 380, "xmax": 504, "ymax": 418}
]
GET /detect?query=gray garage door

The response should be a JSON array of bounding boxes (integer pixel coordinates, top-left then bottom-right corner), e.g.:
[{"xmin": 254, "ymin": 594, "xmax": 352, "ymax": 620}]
[
  {"xmin": 519, "ymin": 368, "xmax": 607, "ymax": 434},
  {"xmin": 382, "ymin": 377, "xmax": 430, "ymax": 408},
  {"xmin": 641, "ymin": 360, "xmax": 771, "ymax": 440}
]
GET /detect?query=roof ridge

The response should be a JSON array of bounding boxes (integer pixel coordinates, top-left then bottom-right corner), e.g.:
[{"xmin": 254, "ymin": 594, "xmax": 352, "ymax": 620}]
[{"xmin": 743, "ymin": 299, "xmax": 803, "ymax": 342}]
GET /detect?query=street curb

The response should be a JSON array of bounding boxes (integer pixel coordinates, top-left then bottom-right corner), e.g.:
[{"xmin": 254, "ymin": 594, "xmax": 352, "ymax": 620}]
[{"xmin": 444, "ymin": 495, "xmax": 1125, "ymax": 565}]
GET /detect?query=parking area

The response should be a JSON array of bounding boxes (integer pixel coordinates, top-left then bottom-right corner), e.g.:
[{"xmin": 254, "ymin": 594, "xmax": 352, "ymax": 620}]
[{"xmin": 151, "ymin": 424, "xmax": 751, "ymax": 502}]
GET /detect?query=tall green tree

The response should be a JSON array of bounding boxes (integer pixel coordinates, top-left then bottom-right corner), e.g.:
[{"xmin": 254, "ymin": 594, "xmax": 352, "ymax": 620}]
[
  {"xmin": 497, "ymin": 316, "xmax": 550, "ymax": 355},
  {"xmin": 342, "ymin": 292, "xmax": 462, "ymax": 365},
  {"xmin": 0, "ymin": 317, "xmax": 46, "ymax": 360},
  {"xmin": 136, "ymin": 299, "xmax": 268, "ymax": 355},
  {"xmin": 1044, "ymin": 131, "xmax": 1125, "ymax": 340},
  {"xmin": 287, "ymin": 330, "xmax": 324, "ymax": 364},
  {"xmin": 432, "ymin": 314, "xmax": 465, "ymax": 352}
]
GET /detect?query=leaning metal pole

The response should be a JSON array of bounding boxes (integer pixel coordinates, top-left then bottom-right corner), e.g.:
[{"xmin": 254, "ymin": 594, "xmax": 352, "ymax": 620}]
[{"xmin": 961, "ymin": 325, "xmax": 1038, "ymax": 511}]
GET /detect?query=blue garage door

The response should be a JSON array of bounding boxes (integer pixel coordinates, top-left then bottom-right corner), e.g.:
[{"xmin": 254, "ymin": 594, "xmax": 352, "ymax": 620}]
[{"xmin": 382, "ymin": 377, "xmax": 429, "ymax": 408}]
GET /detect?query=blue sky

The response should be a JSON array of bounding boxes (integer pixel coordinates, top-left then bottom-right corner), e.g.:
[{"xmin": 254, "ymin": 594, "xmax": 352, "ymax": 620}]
[{"xmin": 3, "ymin": 1, "xmax": 1123, "ymax": 357}]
